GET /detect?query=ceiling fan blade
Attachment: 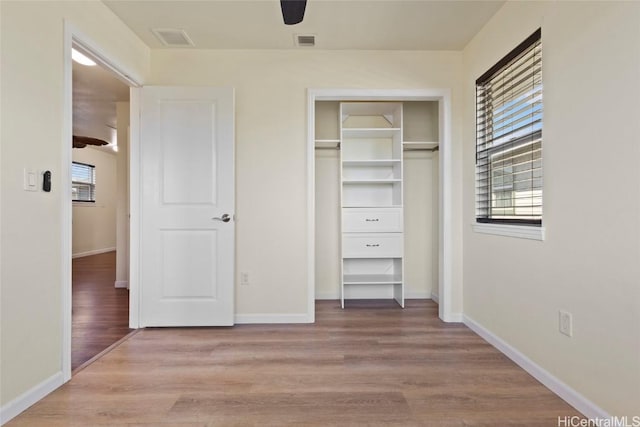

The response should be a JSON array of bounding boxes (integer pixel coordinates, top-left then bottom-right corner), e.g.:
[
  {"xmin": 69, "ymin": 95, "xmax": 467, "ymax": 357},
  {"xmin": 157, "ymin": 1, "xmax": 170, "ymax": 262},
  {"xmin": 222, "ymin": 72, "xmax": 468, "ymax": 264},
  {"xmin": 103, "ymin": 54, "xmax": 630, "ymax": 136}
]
[
  {"xmin": 281, "ymin": 0, "xmax": 307, "ymax": 25},
  {"xmin": 73, "ymin": 135, "xmax": 109, "ymax": 148}
]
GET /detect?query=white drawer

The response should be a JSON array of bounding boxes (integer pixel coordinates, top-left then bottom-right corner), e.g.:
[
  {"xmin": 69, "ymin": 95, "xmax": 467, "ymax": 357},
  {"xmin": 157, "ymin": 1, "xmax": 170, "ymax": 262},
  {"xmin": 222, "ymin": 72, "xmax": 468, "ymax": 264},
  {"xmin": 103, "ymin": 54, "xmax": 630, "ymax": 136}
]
[
  {"xmin": 342, "ymin": 208, "xmax": 403, "ymax": 232},
  {"xmin": 342, "ymin": 233, "xmax": 403, "ymax": 258}
]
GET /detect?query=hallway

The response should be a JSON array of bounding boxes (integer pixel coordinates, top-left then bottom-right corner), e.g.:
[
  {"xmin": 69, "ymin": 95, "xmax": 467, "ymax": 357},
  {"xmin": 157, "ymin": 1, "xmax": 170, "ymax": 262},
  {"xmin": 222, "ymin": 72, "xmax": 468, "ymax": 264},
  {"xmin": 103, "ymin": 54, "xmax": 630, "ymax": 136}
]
[{"xmin": 72, "ymin": 251, "xmax": 131, "ymax": 371}]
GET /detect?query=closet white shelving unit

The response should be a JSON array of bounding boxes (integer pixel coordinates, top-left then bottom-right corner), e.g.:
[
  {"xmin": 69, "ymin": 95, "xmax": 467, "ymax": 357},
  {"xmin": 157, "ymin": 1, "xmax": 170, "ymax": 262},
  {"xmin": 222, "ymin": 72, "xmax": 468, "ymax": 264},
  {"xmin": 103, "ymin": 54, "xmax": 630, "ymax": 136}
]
[{"xmin": 340, "ymin": 102, "xmax": 405, "ymax": 308}]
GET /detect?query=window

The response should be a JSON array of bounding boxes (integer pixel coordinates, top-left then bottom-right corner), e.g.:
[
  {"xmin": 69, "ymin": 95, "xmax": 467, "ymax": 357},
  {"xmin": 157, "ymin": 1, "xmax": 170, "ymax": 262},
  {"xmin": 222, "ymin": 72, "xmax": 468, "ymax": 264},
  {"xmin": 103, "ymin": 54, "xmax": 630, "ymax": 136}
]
[
  {"xmin": 72, "ymin": 161, "xmax": 96, "ymax": 202},
  {"xmin": 476, "ymin": 29, "xmax": 542, "ymax": 226}
]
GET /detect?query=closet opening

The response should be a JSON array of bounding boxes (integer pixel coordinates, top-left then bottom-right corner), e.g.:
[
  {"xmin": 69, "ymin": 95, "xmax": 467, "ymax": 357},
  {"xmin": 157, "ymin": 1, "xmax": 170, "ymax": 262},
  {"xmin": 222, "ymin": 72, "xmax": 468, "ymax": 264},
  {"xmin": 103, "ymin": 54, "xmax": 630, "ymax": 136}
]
[{"xmin": 307, "ymin": 90, "xmax": 453, "ymax": 321}]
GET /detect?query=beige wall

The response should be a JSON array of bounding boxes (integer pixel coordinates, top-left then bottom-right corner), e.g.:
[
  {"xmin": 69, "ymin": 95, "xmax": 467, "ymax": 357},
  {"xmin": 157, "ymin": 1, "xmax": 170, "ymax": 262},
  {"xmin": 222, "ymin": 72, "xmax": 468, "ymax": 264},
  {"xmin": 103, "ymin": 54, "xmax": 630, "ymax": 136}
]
[
  {"xmin": 403, "ymin": 150, "xmax": 438, "ymax": 298},
  {"xmin": 72, "ymin": 147, "xmax": 117, "ymax": 257},
  {"xmin": 0, "ymin": 0, "xmax": 149, "ymax": 407},
  {"xmin": 150, "ymin": 50, "xmax": 464, "ymax": 316},
  {"xmin": 462, "ymin": 1, "xmax": 640, "ymax": 416},
  {"xmin": 115, "ymin": 102, "xmax": 130, "ymax": 286},
  {"xmin": 315, "ymin": 148, "xmax": 341, "ymax": 298}
]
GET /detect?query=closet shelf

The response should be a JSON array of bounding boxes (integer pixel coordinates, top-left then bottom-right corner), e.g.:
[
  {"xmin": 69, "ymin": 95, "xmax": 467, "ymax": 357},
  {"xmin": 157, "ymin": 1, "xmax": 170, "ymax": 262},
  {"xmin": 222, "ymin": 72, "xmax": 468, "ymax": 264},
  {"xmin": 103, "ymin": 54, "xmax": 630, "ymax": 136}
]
[
  {"xmin": 342, "ymin": 159, "xmax": 400, "ymax": 166},
  {"xmin": 402, "ymin": 141, "xmax": 439, "ymax": 150},
  {"xmin": 342, "ymin": 179, "xmax": 401, "ymax": 184},
  {"xmin": 315, "ymin": 139, "xmax": 340, "ymax": 149},
  {"xmin": 342, "ymin": 204, "xmax": 403, "ymax": 209},
  {"xmin": 343, "ymin": 273, "xmax": 403, "ymax": 285},
  {"xmin": 342, "ymin": 128, "xmax": 400, "ymax": 138}
]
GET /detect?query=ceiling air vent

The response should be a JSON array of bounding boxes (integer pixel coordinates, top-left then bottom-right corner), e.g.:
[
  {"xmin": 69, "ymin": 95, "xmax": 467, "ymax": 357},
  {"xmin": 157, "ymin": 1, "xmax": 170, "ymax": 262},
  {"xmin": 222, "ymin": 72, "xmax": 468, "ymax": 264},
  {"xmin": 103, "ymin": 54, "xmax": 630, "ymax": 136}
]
[
  {"xmin": 151, "ymin": 28, "xmax": 195, "ymax": 47},
  {"xmin": 295, "ymin": 34, "xmax": 315, "ymax": 47}
]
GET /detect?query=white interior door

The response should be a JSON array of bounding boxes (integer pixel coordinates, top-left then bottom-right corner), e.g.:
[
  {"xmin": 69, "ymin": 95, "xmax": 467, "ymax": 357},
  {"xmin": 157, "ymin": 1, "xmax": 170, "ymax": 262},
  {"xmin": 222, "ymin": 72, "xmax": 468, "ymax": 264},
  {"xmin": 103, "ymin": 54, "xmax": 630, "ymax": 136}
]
[{"xmin": 140, "ymin": 86, "xmax": 234, "ymax": 326}]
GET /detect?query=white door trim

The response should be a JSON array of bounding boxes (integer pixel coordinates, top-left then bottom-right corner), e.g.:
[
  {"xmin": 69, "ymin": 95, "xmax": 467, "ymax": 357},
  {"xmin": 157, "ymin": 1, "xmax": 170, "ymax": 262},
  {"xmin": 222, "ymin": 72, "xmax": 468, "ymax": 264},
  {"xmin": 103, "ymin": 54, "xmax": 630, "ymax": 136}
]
[
  {"xmin": 62, "ymin": 21, "xmax": 142, "ymax": 382},
  {"xmin": 129, "ymin": 88, "xmax": 141, "ymax": 329},
  {"xmin": 306, "ymin": 89, "xmax": 456, "ymax": 322}
]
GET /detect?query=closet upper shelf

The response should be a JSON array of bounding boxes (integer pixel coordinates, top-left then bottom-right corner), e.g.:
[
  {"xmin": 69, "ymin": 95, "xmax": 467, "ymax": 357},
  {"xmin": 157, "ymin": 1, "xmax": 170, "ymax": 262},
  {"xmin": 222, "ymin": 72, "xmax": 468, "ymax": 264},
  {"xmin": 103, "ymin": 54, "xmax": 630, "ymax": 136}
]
[
  {"xmin": 342, "ymin": 128, "xmax": 400, "ymax": 138},
  {"xmin": 315, "ymin": 139, "xmax": 341, "ymax": 149},
  {"xmin": 402, "ymin": 141, "xmax": 439, "ymax": 150},
  {"xmin": 341, "ymin": 102, "xmax": 402, "ymax": 126}
]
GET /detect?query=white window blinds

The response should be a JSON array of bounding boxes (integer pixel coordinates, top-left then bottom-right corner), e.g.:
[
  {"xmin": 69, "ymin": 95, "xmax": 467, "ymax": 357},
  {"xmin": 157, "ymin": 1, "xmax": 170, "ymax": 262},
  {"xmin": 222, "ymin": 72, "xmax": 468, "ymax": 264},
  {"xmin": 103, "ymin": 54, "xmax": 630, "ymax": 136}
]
[
  {"xmin": 72, "ymin": 161, "xmax": 96, "ymax": 202},
  {"xmin": 476, "ymin": 29, "xmax": 542, "ymax": 225}
]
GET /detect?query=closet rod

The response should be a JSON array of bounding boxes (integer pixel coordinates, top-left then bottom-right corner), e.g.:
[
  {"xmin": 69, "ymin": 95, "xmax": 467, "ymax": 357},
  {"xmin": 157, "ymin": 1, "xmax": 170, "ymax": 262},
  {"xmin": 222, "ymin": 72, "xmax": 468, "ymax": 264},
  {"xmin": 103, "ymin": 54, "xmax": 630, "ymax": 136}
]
[{"xmin": 404, "ymin": 147, "xmax": 439, "ymax": 152}]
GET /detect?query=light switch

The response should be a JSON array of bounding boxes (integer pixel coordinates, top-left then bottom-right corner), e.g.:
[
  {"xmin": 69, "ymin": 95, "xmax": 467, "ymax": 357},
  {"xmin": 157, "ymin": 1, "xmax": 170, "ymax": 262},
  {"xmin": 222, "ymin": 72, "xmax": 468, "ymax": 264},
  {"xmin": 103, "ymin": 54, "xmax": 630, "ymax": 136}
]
[{"xmin": 24, "ymin": 169, "xmax": 38, "ymax": 192}]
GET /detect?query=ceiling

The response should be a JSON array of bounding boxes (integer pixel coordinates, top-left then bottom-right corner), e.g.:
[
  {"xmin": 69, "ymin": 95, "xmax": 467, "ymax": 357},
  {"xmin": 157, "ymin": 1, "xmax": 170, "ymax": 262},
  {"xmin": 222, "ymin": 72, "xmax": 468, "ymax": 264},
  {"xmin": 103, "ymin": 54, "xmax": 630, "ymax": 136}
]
[
  {"xmin": 75, "ymin": 1, "xmax": 504, "ymax": 147},
  {"xmin": 103, "ymin": 0, "xmax": 505, "ymax": 50},
  {"xmin": 73, "ymin": 59, "xmax": 129, "ymax": 153}
]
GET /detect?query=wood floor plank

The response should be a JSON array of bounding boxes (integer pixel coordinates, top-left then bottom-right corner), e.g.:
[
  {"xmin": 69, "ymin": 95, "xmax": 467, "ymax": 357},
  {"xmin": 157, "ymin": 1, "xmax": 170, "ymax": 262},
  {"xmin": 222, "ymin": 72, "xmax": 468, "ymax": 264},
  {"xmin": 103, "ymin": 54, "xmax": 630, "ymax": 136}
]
[
  {"xmin": 72, "ymin": 251, "xmax": 131, "ymax": 371},
  {"xmin": 8, "ymin": 300, "xmax": 583, "ymax": 426}
]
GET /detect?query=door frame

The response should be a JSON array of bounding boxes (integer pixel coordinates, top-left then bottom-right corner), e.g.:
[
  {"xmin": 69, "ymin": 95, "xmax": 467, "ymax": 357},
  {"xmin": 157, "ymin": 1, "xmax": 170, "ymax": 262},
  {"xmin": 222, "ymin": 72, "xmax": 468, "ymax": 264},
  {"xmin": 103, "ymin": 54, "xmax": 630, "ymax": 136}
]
[
  {"xmin": 306, "ymin": 89, "xmax": 456, "ymax": 322},
  {"xmin": 62, "ymin": 22, "xmax": 142, "ymax": 381}
]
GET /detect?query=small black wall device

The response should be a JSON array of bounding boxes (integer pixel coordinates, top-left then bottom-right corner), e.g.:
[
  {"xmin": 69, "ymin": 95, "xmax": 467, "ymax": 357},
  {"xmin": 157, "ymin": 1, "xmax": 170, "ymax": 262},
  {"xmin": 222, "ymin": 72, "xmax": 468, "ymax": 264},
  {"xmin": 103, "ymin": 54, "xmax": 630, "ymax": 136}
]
[{"xmin": 43, "ymin": 170, "xmax": 51, "ymax": 192}]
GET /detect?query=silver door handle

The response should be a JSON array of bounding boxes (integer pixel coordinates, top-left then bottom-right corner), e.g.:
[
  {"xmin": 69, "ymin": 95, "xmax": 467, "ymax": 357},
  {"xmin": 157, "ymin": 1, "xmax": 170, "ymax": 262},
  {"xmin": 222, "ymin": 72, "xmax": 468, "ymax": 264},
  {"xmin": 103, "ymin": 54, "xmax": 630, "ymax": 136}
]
[{"xmin": 212, "ymin": 213, "xmax": 231, "ymax": 223}]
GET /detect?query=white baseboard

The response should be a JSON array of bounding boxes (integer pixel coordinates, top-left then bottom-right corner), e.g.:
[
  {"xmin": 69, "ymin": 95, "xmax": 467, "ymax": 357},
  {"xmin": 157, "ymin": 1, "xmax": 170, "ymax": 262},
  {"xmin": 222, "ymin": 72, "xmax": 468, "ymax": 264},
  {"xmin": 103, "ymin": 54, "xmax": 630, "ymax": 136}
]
[
  {"xmin": 430, "ymin": 292, "xmax": 440, "ymax": 303},
  {"xmin": 404, "ymin": 291, "xmax": 432, "ymax": 299},
  {"xmin": 442, "ymin": 312, "xmax": 463, "ymax": 322},
  {"xmin": 315, "ymin": 292, "xmax": 339, "ymax": 300},
  {"xmin": 114, "ymin": 280, "xmax": 128, "ymax": 289},
  {"xmin": 0, "ymin": 371, "xmax": 64, "ymax": 425},
  {"xmin": 463, "ymin": 314, "xmax": 609, "ymax": 420},
  {"xmin": 234, "ymin": 313, "xmax": 313, "ymax": 324},
  {"xmin": 72, "ymin": 247, "xmax": 116, "ymax": 259}
]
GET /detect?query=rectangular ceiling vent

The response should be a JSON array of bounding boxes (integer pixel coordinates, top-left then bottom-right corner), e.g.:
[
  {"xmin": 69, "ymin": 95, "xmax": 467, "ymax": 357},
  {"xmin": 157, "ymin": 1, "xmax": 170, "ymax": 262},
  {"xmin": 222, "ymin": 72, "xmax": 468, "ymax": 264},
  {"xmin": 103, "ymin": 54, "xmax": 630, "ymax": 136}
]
[
  {"xmin": 152, "ymin": 28, "xmax": 195, "ymax": 47},
  {"xmin": 295, "ymin": 34, "xmax": 316, "ymax": 47}
]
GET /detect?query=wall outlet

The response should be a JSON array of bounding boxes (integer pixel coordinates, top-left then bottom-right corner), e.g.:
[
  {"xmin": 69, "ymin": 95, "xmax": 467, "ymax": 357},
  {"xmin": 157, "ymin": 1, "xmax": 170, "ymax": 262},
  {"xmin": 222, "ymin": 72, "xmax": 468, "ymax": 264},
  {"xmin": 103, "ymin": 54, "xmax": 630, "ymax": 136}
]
[
  {"xmin": 240, "ymin": 272, "xmax": 250, "ymax": 286},
  {"xmin": 559, "ymin": 310, "xmax": 573, "ymax": 337}
]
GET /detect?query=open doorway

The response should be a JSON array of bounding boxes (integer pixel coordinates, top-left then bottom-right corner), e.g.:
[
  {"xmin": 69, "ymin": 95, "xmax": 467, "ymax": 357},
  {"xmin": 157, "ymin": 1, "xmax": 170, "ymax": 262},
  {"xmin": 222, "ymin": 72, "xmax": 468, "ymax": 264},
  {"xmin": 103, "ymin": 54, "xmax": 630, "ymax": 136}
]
[{"xmin": 70, "ymin": 44, "xmax": 132, "ymax": 372}]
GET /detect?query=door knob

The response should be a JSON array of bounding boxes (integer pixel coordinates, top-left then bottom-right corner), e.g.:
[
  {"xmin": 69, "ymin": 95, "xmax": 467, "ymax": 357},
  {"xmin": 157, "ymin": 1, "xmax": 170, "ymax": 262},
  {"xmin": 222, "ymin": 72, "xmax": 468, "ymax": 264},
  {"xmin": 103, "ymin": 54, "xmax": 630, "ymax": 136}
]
[{"xmin": 212, "ymin": 213, "xmax": 231, "ymax": 223}]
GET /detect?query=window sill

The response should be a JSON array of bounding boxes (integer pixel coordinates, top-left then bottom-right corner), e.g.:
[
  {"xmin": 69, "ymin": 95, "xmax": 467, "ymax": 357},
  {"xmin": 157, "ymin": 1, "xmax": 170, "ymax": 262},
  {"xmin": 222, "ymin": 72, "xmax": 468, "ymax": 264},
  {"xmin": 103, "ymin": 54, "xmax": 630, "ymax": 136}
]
[{"xmin": 472, "ymin": 222, "xmax": 545, "ymax": 241}]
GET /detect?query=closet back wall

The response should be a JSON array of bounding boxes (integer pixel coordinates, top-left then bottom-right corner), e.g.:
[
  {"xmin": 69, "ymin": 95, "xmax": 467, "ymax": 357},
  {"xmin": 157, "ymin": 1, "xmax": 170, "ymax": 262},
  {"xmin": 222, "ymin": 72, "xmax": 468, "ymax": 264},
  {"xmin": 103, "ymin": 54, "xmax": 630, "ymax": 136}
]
[{"xmin": 150, "ymin": 50, "xmax": 463, "ymax": 317}]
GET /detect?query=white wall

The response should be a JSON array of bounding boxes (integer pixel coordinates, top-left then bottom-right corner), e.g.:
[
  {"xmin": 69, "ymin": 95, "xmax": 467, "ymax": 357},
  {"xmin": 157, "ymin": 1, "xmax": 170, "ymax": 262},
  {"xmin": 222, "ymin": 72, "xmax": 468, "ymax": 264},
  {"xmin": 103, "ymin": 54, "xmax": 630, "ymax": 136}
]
[
  {"xmin": 462, "ymin": 1, "xmax": 640, "ymax": 416},
  {"xmin": 314, "ymin": 148, "xmax": 341, "ymax": 299},
  {"xmin": 72, "ymin": 147, "xmax": 117, "ymax": 257},
  {"xmin": 150, "ymin": 50, "xmax": 464, "ymax": 317},
  {"xmin": 115, "ymin": 102, "xmax": 130, "ymax": 287},
  {"xmin": 403, "ymin": 150, "xmax": 438, "ymax": 298},
  {"xmin": 0, "ymin": 0, "xmax": 149, "ymax": 408}
]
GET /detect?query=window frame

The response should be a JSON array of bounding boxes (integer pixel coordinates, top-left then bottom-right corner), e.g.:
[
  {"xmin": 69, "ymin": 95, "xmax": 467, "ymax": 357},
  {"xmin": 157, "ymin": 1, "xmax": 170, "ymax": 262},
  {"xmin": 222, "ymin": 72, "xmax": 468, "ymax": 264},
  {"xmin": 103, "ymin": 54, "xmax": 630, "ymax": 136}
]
[
  {"xmin": 71, "ymin": 161, "xmax": 96, "ymax": 203},
  {"xmin": 475, "ymin": 29, "xmax": 543, "ymax": 231}
]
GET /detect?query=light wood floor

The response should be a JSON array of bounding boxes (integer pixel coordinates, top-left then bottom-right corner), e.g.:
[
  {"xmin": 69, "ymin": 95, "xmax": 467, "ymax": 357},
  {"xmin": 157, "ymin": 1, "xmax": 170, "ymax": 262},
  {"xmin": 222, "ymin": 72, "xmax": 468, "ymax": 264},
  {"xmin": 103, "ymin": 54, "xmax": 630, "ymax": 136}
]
[
  {"xmin": 9, "ymin": 300, "xmax": 582, "ymax": 426},
  {"xmin": 72, "ymin": 251, "xmax": 131, "ymax": 371}
]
